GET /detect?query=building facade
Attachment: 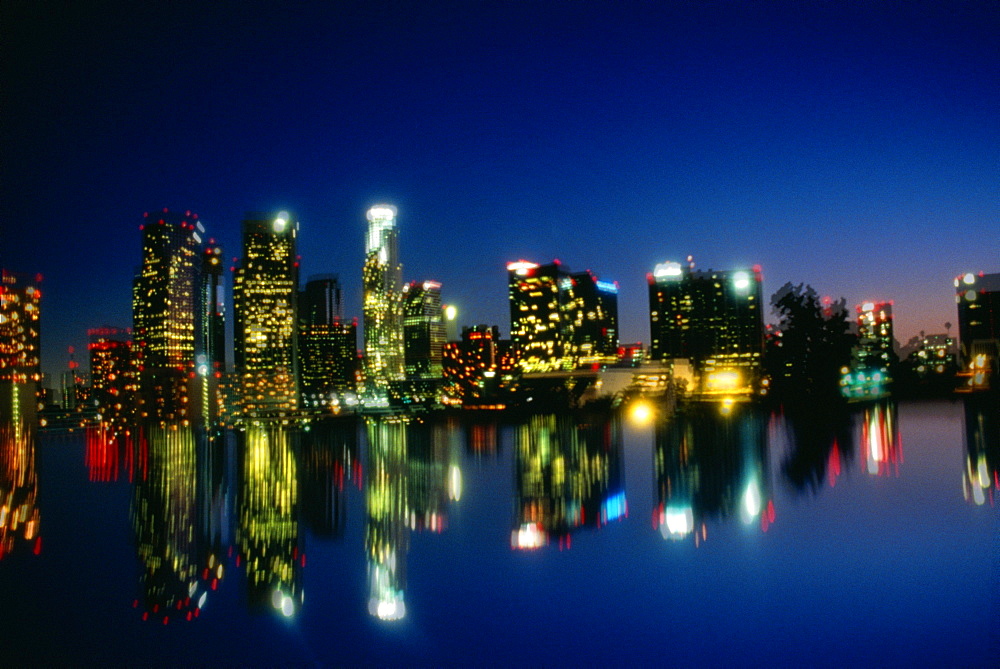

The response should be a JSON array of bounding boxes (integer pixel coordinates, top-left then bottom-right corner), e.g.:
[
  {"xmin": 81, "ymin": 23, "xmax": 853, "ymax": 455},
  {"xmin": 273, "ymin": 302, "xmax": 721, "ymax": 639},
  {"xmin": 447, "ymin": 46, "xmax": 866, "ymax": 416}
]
[
  {"xmin": 299, "ymin": 275, "xmax": 357, "ymax": 410},
  {"xmin": 955, "ymin": 271, "xmax": 1000, "ymax": 389},
  {"xmin": 507, "ymin": 260, "xmax": 619, "ymax": 373},
  {"xmin": 402, "ymin": 281, "xmax": 445, "ymax": 380},
  {"xmin": 88, "ymin": 327, "xmax": 136, "ymax": 432},
  {"xmin": 131, "ymin": 209, "xmax": 204, "ymax": 421},
  {"xmin": 233, "ymin": 212, "xmax": 300, "ymax": 417},
  {"xmin": 442, "ymin": 325, "xmax": 516, "ymax": 407},
  {"xmin": 0, "ymin": 270, "xmax": 42, "ymax": 424},
  {"xmin": 647, "ymin": 261, "xmax": 765, "ymax": 395},
  {"xmin": 362, "ymin": 206, "xmax": 405, "ymax": 407}
]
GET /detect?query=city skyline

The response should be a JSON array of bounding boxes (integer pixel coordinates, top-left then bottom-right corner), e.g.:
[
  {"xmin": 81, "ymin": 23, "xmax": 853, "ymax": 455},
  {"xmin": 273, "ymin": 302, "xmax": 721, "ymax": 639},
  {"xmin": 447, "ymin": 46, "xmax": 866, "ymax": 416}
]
[{"xmin": 2, "ymin": 2, "xmax": 997, "ymax": 381}]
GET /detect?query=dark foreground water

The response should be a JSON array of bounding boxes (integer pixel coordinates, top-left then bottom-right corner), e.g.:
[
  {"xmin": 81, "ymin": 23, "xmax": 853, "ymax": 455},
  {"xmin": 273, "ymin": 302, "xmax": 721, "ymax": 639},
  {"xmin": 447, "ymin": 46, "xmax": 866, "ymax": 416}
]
[{"xmin": 2, "ymin": 398, "xmax": 997, "ymax": 666}]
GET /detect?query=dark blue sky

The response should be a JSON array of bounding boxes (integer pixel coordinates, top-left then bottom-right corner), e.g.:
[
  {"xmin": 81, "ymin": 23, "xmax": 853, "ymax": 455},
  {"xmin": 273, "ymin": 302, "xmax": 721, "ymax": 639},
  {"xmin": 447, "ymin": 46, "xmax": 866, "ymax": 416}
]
[{"xmin": 2, "ymin": 1, "xmax": 997, "ymax": 380}]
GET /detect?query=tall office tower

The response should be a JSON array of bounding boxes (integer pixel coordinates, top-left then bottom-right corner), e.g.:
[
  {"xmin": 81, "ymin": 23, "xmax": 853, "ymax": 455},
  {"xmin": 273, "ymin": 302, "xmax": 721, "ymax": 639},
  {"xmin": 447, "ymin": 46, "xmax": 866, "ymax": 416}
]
[
  {"xmin": 955, "ymin": 271, "xmax": 1000, "ymax": 388},
  {"xmin": 854, "ymin": 301, "xmax": 895, "ymax": 369},
  {"xmin": 0, "ymin": 270, "xmax": 42, "ymax": 424},
  {"xmin": 88, "ymin": 327, "xmax": 136, "ymax": 432},
  {"xmin": 132, "ymin": 209, "xmax": 204, "ymax": 420},
  {"xmin": 233, "ymin": 212, "xmax": 299, "ymax": 416},
  {"xmin": 647, "ymin": 261, "xmax": 765, "ymax": 393},
  {"xmin": 442, "ymin": 325, "xmax": 516, "ymax": 406},
  {"xmin": 402, "ymin": 281, "xmax": 445, "ymax": 379},
  {"xmin": 507, "ymin": 260, "xmax": 573, "ymax": 372},
  {"xmin": 567, "ymin": 270, "xmax": 619, "ymax": 367},
  {"xmin": 196, "ymin": 240, "xmax": 226, "ymax": 375},
  {"xmin": 299, "ymin": 275, "xmax": 358, "ymax": 409},
  {"xmin": 362, "ymin": 205, "xmax": 404, "ymax": 407}
]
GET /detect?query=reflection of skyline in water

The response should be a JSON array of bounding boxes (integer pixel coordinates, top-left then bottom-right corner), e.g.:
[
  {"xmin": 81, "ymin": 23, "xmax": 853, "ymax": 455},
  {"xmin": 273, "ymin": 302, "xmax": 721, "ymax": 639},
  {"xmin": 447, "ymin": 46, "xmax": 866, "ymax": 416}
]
[
  {"xmin": 963, "ymin": 395, "xmax": 999, "ymax": 506},
  {"xmin": 654, "ymin": 402, "xmax": 772, "ymax": 544},
  {"xmin": 237, "ymin": 423, "xmax": 302, "ymax": 617},
  {"xmin": 0, "ymin": 418, "xmax": 40, "ymax": 559},
  {"xmin": 782, "ymin": 404, "xmax": 856, "ymax": 493},
  {"xmin": 364, "ymin": 416, "xmax": 462, "ymax": 621},
  {"xmin": 512, "ymin": 413, "xmax": 626, "ymax": 550},
  {"xmin": 301, "ymin": 420, "xmax": 360, "ymax": 539},
  {"xmin": 131, "ymin": 424, "xmax": 201, "ymax": 622}
]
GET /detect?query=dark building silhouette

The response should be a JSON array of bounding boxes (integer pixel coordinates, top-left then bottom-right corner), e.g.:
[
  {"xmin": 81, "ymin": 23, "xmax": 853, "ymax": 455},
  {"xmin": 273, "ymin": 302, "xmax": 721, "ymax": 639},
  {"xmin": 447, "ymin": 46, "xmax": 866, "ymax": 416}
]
[
  {"xmin": 955, "ymin": 271, "xmax": 1000, "ymax": 389},
  {"xmin": 298, "ymin": 275, "xmax": 357, "ymax": 411}
]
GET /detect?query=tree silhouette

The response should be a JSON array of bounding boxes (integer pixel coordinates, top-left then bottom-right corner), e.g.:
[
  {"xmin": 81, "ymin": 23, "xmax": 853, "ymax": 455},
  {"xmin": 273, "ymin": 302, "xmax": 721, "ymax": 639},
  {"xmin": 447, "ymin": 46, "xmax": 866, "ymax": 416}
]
[{"xmin": 765, "ymin": 282, "xmax": 856, "ymax": 407}]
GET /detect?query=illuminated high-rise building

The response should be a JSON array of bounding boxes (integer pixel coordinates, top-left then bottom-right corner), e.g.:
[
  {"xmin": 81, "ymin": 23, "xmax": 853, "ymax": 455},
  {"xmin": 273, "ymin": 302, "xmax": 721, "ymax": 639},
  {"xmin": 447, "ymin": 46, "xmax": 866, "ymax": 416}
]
[
  {"xmin": 855, "ymin": 301, "xmax": 894, "ymax": 368},
  {"xmin": 566, "ymin": 270, "xmax": 619, "ymax": 366},
  {"xmin": 233, "ymin": 212, "xmax": 299, "ymax": 416},
  {"xmin": 955, "ymin": 271, "xmax": 1000, "ymax": 388},
  {"xmin": 647, "ymin": 260, "xmax": 765, "ymax": 393},
  {"xmin": 132, "ymin": 209, "xmax": 205, "ymax": 420},
  {"xmin": 362, "ymin": 205, "xmax": 404, "ymax": 407},
  {"xmin": 0, "ymin": 270, "xmax": 42, "ymax": 424},
  {"xmin": 402, "ymin": 280, "xmax": 445, "ymax": 380},
  {"xmin": 442, "ymin": 325, "xmax": 516, "ymax": 407},
  {"xmin": 88, "ymin": 327, "xmax": 136, "ymax": 432},
  {"xmin": 507, "ymin": 260, "xmax": 572, "ymax": 372},
  {"xmin": 507, "ymin": 260, "xmax": 619, "ymax": 373},
  {"xmin": 299, "ymin": 275, "xmax": 357, "ymax": 409}
]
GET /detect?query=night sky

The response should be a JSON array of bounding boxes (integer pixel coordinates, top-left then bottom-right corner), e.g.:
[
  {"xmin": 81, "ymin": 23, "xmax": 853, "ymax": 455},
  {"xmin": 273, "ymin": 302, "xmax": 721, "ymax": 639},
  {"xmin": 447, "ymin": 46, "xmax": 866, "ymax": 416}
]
[{"xmin": 2, "ymin": 1, "xmax": 997, "ymax": 381}]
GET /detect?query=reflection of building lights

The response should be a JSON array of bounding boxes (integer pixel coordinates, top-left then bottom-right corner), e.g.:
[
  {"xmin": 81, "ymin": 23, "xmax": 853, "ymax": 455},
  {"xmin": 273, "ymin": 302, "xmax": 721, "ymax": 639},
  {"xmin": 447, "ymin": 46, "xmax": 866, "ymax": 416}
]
[
  {"xmin": 706, "ymin": 370, "xmax": 740, "ymax": 392},
  {"xmin": 662, "ymin": 506, "xmax": 694, "ymax": 539},
  {"xmin": 629, "ymin": 401, "xmax": 653, "ymax": 425},
  {"xmin": 512, "ymin": 522, "xmax": 546, "ymax": 549},
  {"xmin": 740, "ymin": 479, "xmax": 762, "ymax": 524},
  {"xmin": 449, "ymin": 464, "xmax": 462, "ymax": 501}
]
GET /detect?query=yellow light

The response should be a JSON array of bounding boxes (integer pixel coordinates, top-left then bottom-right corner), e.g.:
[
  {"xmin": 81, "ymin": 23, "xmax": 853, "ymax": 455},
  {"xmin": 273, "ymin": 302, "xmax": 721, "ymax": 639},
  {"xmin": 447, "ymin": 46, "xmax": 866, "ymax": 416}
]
[
  {"xmin": 706, "ymin": 370, "xmax": 741, "ymax": 392},
  {"xmin": 629, "ymin": 401, "xmax": 653, "ymax": 425}
]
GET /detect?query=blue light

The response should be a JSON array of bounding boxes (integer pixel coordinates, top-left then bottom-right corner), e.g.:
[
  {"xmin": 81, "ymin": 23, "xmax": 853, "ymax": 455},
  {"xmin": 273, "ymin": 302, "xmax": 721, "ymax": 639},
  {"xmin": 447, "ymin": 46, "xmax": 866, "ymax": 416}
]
[
  {"xmin": 600, "ymin": 491, "xmax": 627, "ymax": 524},
  {"xmin": 596, "ymin": 280, "xmax": 618, "ymax": 294}
]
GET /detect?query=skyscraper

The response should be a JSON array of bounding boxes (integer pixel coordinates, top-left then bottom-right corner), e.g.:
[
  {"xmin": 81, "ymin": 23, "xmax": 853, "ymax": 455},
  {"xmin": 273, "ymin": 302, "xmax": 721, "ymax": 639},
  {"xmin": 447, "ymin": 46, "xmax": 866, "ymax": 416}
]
[
  {"xmin": 88, "ymin": 327, "xmax": 136, "ymax": 432},
  {"xmin": 647, "ymin": 260, "xmax": 765, "ymax": 395},
  {"xmin": 507, "ymin": 260, "xmax": 619, "ymax": 373},
  {"xmin": 442, "ymin": 325, "xmax": 516, "ymax": 407},
  {"xmin": 566, "ymin": 271, "xmax": 619, "ymax": 367},
  {"xmin": 132, "ymin": 209, "xmax": 203, "ymax": 421},
  {"xmin": 507, "ymin": 260, "xmax": 572, "ymax": 373},
  {"xmin": 955, "ymin": 271, "xmax": 1000, "ymax": 389},
  {"xmin": 402, "ymin": 281, "xmax": 445, "ymax": 380},
  {"xmin": 233, "ymin": 212, "xmax": 300, "ymax": 417},
  {"xmin": 299, "ymin": 275, "xmax": 357, "ymax": 410},
  {"xmin": 362, "ymin": 205, "xmax": 404, "ymax": 408},
  {"xmin": 0, "ymin": 270, "xmax": 42, "ymax": 424}
]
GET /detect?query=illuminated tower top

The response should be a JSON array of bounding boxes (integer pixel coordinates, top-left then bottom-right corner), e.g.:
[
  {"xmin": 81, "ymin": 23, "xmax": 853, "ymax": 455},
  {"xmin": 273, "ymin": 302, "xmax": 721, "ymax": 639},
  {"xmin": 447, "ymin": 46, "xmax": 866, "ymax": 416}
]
[
  {"xmin": 363, "ymin": 205, "xmax": 405, "ymax": 406},
  {"xmin": 365, "ymin": 205, "xmax": 401, "ymax": 289}
]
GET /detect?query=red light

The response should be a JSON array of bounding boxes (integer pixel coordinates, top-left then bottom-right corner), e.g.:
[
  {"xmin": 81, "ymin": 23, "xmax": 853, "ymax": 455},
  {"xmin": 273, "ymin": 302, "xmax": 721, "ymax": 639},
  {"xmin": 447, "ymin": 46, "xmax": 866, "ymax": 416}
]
[
  {"xmin": 162, "ymin": 207, "xmax": 168, "ymax": 213},
  {"xmin": 142, "ymin": 612, "xmax": 148, "ymax": 621}
]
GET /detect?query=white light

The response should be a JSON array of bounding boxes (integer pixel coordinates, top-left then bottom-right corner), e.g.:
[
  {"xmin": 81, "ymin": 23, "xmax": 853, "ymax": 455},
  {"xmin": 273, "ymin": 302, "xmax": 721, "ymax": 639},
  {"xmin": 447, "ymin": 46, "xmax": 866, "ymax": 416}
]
[
  {"xmin": 507, "ymin": 260, "xmax": 538, "ymax": 276},
  {"xmin": 444, "ymin": 305, "xmax": 457, "ymax": 321},
  {"xmin": 732, "ymin": 271, "xmax": 751, "ymax": 291},
  {"xmin": 663, "ymin": 506, "xmax": 694, "ymax": 538},
  {"xmin": 273, "ymin": 216, "xmax": 287, "ymax": 233},
  {"xmin": 192, "ymin": 232, "xmax": 202, "ymax": 243},
  {"xmin": 281, "ymin": 596, "xmax": 295, "ymax": 617},
  {"xmin": 449, "ymin": 464, "xmax": 462, "ymax": 501},
  {"xmin": 423, "ymin": 280, "xmax": 441, "ymax": 290},
  {"xmin": 654, "ymin": 262, "xmax": 683, "ymax": 279},
  {"xmin": 367, "ymin": 205, "xmax": 397, "ymax": 221},
  {"xmin": 965, "ymin": 290, "xmax": 977, "ymax": 302},
  {"xmin": 741, "ymin": 480, "xmax": 761, "ymax": 523},
  {"xmin": 963, "ymin": 273, "xmax": 976, "ymax": 285},
  {"xmin": 862, "ymin": 301, "xmax": 875, "ymax": 312}
]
